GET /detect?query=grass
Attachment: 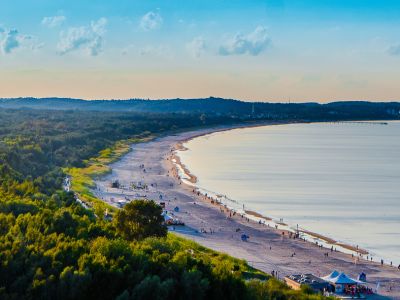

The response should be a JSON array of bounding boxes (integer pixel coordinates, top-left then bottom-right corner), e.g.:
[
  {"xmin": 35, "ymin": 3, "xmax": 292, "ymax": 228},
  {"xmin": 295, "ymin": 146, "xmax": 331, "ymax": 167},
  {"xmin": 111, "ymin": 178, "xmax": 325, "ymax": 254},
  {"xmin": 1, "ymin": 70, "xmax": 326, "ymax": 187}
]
[
  {"xmin": 64, "ymin": 137, "xmax": 153, "ymax": 214},
  {"xmin": 161, "ymin": 233, "xmax": 270, "ymax": 282},
  {"xmin": 161, "ymin": 235, "xmax": 329, "ymax": 299}
]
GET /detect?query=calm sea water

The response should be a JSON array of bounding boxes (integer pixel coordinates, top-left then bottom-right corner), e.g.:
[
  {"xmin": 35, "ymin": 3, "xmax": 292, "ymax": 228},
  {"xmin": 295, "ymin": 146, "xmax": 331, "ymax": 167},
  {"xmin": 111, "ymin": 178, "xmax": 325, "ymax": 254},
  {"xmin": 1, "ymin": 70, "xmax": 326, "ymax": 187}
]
[{"xmin": 178, "ymin": 122, "xmax": 400, "ymax": 265}]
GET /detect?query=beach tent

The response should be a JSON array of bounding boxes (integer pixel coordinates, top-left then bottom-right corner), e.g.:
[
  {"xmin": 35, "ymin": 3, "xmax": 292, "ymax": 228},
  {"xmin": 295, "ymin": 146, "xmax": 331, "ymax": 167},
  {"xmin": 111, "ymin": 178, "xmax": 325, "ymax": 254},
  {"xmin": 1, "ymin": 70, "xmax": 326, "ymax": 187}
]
[
  {"xmin": 330, "ymin": 273, "xmax": 359, "ymax": 285},
  {"xmin": 321, "ymin": 270, "xmax": 339, "ymax": 282},
  {"xmin": 162, "ymin": 212, "xmax": 172, "ymax": 221},
  {"xmin": 163, "ymin": 214, "xmax": 173, "ymax": 222},
  {"xmin": 327, "ymin": 272, "xmax": 359, "ymax": 293},
  {"xmin": 322, "ymin": 271, "xmax": 366, "ymax": 294},
  {"xmin": 162, "ymin": 213, "xmax": 176, "ymax": 225}
]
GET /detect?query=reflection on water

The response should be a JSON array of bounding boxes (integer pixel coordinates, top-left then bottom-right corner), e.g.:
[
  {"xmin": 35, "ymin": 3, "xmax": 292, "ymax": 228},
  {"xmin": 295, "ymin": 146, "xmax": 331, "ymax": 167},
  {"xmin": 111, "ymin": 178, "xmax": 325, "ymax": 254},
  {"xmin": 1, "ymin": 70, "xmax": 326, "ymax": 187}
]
[{"xmin": 178, "ymin": 121, "xmax": 400, "ymax": 265}]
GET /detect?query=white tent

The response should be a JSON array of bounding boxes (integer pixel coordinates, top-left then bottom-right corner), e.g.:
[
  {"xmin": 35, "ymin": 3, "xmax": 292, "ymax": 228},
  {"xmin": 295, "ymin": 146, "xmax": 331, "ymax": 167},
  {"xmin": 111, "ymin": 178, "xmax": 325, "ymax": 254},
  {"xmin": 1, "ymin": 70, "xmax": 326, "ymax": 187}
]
[
  {"xmin": 329, "ymin": 273, "xmax": 359, "ymax": 285},
  {"xmin": 321, "ymin": 270, "xmax": 340, "ymax": 282},
  {"xmin": 163, "ymin": 214, "xmax": 173, "ymax": 222},
  {"xmin": 162, "ymin": 211, "xmax": 172, "ymax": 220}
]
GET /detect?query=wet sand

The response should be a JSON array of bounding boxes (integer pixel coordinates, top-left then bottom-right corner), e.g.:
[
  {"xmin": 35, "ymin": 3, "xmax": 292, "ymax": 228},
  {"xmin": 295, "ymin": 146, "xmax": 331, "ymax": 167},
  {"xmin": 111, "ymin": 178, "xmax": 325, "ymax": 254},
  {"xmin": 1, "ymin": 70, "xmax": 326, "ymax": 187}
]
[{"xmin": 92, "ymin": 124, "xmax": 400, "ymax": 299}]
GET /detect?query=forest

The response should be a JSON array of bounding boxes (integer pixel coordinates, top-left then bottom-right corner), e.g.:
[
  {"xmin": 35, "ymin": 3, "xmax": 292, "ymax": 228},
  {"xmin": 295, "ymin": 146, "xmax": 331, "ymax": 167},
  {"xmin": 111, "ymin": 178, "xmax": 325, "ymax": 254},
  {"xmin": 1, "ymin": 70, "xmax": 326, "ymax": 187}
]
[
  {"xmin": 0, "ymin": 107, "xmax": 329, "ymax": 299},
  {"xmin": 1, "ymin": 97, "xmax": 399, "ymax": 121}
]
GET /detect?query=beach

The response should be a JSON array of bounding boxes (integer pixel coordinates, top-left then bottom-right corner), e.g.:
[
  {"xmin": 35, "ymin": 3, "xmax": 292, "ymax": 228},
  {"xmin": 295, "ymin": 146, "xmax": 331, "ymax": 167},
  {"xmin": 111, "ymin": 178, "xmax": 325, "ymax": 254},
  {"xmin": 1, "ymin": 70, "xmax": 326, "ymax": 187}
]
[{"xmin": 92, "ymin": 124, "xmax": 400, "ymax": 299}]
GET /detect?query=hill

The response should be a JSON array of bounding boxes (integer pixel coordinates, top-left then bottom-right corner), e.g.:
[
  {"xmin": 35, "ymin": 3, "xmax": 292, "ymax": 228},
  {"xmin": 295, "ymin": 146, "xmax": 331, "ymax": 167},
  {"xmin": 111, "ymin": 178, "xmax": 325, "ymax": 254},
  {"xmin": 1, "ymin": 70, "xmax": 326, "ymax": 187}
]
[{"xmin": 0, "ymin": 97, "xmax": 399, "ymax": 121}]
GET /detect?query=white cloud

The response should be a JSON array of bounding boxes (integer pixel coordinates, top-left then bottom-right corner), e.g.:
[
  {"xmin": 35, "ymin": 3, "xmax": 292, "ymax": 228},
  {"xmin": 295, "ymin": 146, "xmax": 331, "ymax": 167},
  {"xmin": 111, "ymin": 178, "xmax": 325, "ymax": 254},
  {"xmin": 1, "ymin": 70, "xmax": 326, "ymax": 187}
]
[
  {"xmin": 219, "ymin": 26, "xmax": 271, "ymax": 56},
  {"xmin": 91, "ymin": 17, "xmax": 107, "ymax": 35},
  {"xmin": 31, "ymin": 41, "xmax": 45, "ymax": 51},
  {"xmin": 139, "ymin": 45, "xmax": 171, "ymax": 58},
  {"xmin": 140, "ymin": 11, "xmax": 162, "ymax": 31},
  {"xmin": 42, "ymin": 15, "xmax": 66, "ymax": 28},
  {"xmin": 121, "ymin": 44, "xmax": 170, "ymax": 57},
  {"xmin": 0, "ymin": 29, "xmax": 20, "ymax": 54},
  {"xmin": 139, "ymin": 45, "xmax": 164, "ymax": 56},
  {"xmin": 186, "ymin": 36, "xmax": 206, "ymax": 58},
  {"xmin": 388, "ymin": 44, "xmax": 400, "ymax": 56},
  {"xmin": 0, "ymin": 26, "xmax": 43, "ymax": 54},
  {"xmin": 57, "ymin": 18, "xmax": 107, "ymax": 56}
]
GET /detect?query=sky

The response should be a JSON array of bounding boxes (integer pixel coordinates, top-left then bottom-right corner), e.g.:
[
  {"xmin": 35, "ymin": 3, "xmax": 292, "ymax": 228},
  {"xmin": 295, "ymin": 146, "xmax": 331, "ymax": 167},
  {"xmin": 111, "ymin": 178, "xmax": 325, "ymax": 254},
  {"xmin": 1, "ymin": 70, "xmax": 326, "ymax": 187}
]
[{"xmin": 1, "ymin": 0, "xmax": 400, "ymax": 102}]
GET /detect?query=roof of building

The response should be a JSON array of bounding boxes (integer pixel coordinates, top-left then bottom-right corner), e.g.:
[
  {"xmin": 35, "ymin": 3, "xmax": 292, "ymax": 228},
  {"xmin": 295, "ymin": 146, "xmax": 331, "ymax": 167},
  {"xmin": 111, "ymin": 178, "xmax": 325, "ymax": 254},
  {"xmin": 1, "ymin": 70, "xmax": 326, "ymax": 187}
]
[{"xmin": 285, "ymin": 274, "xmax": 329, "ymax": 286}]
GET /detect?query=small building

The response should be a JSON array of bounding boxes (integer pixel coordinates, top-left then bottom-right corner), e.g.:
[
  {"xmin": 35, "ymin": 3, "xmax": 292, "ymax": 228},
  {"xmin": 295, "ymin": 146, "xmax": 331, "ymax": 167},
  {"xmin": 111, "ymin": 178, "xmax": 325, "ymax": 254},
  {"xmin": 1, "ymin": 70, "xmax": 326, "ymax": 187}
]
[{"xmin": 284, "ymin": 274, "xmax": 330, "ymax": 292}]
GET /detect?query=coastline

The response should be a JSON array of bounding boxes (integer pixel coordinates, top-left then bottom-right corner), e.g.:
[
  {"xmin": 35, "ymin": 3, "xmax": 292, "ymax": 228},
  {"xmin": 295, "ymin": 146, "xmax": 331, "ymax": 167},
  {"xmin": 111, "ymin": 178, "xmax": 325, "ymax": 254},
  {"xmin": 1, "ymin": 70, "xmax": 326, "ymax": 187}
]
[
  {"xmin": 171, "ymin": 124, "xmax": 372, "ymax": 258},
  {"xmin": 91, "ymin": 122, "xmax": 400, "ymax": 299}
]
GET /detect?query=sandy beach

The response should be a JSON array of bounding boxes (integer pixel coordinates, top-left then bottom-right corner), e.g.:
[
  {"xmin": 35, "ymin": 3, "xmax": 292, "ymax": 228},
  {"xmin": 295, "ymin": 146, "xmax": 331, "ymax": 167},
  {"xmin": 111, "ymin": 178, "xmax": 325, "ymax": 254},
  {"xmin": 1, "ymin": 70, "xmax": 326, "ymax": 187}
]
[{"xmin": 92, "ymin": 124, "xmax": 400, "ymax": 299}]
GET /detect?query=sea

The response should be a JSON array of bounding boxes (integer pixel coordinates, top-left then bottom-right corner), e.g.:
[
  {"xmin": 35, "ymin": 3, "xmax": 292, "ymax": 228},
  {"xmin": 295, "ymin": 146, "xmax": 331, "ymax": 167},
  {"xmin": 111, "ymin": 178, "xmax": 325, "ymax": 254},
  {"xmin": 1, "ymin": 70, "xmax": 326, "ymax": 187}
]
[{"xmin": 177, "ymin": 121, "xmax": 400, "ymax": 266}]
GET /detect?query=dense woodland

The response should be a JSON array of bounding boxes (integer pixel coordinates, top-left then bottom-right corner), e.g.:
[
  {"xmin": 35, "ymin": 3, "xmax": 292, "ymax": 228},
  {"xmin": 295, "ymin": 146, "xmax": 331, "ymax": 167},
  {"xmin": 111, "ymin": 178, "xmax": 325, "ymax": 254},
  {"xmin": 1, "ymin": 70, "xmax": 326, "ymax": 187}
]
[
  {"xmin": 0, "ymin": 107, "xmax": 331, "ymax": 299},
  {"xmin": 1, "ymin": 97, "xmax": 399, "ymax": 121}
]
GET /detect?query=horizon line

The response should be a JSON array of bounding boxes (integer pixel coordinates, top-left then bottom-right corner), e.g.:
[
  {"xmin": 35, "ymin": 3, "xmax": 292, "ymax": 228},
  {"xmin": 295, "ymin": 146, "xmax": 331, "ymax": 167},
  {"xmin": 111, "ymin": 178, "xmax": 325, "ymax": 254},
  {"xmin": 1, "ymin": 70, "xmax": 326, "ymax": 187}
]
[{"xmin": 1, "ymin": 96, "xmax": 400, "ymax": 105}]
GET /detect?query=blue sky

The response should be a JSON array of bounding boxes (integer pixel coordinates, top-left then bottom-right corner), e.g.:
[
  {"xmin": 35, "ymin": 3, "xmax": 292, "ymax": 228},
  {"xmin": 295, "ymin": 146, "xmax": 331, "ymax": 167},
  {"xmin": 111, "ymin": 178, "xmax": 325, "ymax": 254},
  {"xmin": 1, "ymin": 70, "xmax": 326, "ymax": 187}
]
[{"xmin": 1, "ymin": 0, "xmax": 400, "ymax": 101}]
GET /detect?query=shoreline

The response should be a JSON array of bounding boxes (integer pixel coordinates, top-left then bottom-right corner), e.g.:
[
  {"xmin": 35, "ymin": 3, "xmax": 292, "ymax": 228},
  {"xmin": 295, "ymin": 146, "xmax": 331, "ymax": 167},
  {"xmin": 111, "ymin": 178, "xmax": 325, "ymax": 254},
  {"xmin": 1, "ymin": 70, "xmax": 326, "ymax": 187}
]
[
  {"xmin": 171, "ymin": 124, "xmax": 373, "ymax": 259},
  {"xmin": 91, "ymin": 122, "xmax": 400, "ymax": 299}
]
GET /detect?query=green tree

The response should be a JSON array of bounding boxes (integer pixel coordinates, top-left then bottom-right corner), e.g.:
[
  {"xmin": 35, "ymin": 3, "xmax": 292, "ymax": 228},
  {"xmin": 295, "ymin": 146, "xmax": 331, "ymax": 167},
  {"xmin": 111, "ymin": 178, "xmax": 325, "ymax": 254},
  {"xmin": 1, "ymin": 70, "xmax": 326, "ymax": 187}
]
[
  {"xmin": 114, "ymin": 200, "xmax": 167, "ymax": 241},
  {"xmin": 131, "ymin": 275, "xmax": 174, "ymax": 300}
]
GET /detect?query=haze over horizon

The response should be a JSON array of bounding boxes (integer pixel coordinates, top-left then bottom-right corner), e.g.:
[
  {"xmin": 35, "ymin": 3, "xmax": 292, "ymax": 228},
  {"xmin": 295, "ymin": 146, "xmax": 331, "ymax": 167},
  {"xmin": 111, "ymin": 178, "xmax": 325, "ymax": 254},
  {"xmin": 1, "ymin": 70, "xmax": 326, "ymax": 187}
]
[{"xmin": 1, "ymin": 0, "xmax": 400, "ymax": 102}]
